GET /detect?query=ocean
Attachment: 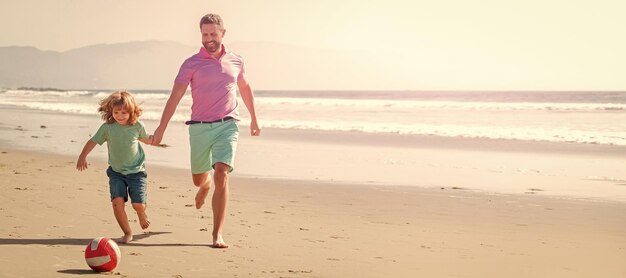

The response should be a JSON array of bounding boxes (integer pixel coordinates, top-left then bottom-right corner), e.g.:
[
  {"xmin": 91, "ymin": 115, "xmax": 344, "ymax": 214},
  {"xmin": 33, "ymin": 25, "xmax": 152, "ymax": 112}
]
[
  {"xmin": 1, "ymin": 88, "xmax": 625, "ymax": 146},
  {"xmin": 1, "ymin": 88, "xmax": 626, "ymax": 201}
]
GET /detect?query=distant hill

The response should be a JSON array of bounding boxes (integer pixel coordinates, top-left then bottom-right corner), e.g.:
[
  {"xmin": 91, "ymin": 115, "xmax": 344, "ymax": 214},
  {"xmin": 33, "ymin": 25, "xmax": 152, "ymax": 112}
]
[
  {"xmin": 0, "ymin": 41, "xmax": 196, "ymax": 90},
  {"xmin": 0, "ymin": 41, "xmax": 395, "ymax": 90}
]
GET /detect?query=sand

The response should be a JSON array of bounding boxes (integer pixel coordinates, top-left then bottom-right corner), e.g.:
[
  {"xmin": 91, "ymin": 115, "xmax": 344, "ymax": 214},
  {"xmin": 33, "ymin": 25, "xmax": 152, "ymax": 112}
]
[
  {"xmin": 1, "ymin": 149, "xmax": 626, "ymax": 277},
  {"xmin": 1, "ymin": 104, "xmax": 626, "ymax": 277}
]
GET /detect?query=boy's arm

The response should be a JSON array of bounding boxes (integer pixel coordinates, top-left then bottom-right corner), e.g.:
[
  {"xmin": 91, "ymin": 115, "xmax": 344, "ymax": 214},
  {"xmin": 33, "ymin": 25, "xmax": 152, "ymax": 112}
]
[
  {"xmin": 76, "ymin": 140, "xmax": 97, "ymax": 171},
  {"xmin": 153, "ymin": 83, "xmax": 187, "ymax": 145},
  {"xmin": 237, "ymin": 77, "xmax": 260, "ymax": 136},
  {"xmin": 139, "ymin": 135, "xmax": 154, "ymax": 145}
]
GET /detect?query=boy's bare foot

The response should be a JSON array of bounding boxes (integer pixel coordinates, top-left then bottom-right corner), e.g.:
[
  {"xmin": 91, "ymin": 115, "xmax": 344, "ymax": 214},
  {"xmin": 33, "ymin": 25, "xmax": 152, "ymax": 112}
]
[
  {"xmin": 211, "ymin": 234, "xmax": 228, "ymax": 248},
  {"xmin": 195, "ymin": 187, "xmax": 210, "ymax": 209},
  {"xmin": 118, "ymin": 234, "xmax": 133, "ymax": 244},
  {"xmin": 137, "ymin": 211, "xmax": 150, "ymax": 229}
]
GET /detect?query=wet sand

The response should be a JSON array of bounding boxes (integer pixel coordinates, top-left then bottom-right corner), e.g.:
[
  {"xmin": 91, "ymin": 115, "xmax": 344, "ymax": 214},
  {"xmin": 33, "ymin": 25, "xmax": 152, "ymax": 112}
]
[{"xmin": 1, "ymin": 150, "xmax": 625, "ymax": 277}]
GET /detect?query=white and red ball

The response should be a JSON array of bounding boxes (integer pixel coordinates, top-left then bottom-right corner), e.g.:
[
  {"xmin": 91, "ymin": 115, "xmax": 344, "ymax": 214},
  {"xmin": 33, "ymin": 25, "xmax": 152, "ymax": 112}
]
[{"xmin": 84, "ymin": 237, "xmax": 121, "ymax": 272}]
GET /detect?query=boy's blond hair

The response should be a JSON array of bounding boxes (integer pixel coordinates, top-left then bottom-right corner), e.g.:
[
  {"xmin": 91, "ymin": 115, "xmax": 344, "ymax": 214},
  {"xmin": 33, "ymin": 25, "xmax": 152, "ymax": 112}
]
[{"xmin": 98, "ymin": 91, "xmax": 142, "ymax": 125}]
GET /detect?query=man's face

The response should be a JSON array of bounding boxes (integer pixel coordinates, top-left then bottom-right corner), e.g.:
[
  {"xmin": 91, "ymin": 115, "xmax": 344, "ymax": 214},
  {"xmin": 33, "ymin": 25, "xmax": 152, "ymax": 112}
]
[{"xmin": 201, "ymin": 23, "xmax": 225, "ymax": 54}]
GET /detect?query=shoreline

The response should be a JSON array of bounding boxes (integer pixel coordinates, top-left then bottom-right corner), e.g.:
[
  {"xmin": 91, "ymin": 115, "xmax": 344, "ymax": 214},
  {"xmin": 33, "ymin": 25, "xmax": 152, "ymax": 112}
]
[
  {"xmin": 1, "ymin": 148, "xmax": 625, "ymax": 277},
  {"xmin": 260, "ymin": 126, "xmax": 626, "ymax": 157},
  {"xmin": 3, "ymin": 104, "xmax": 626, "ymax": 155},
  {"xmin": 1, "ymin": 106, "xmax": 626, "ymax": 203}
]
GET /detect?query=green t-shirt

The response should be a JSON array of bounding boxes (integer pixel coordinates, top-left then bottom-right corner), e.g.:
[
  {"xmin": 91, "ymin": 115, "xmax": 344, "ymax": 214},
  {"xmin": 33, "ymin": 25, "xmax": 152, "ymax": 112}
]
[{"xmin": 91, "ymin": 121, "xmax": 149, "ymax": 175}]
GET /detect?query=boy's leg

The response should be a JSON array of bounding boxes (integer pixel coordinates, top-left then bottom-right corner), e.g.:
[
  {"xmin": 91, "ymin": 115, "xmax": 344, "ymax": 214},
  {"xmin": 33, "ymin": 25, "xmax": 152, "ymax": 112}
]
[
  {"xmin": 112, "ymin": 197, "xmax": 133, "ymax": 243},
  {"xmin": 193, "ymin": 172, "xmax": 212, "ymax": 209},
  {"xmin": 211, "ymin": 162, "xmax": 230, "ymax": 248},
  {"xmin": 127, "ymin": 171, "xmax": 149, "ymax": 230},
  {"xmin": 132, "ymin": 203, "xmax": 150, "ymax": 230},
  {"xmin": 108, "ymin": 167, "xmax": 132, "ymax": 243}
]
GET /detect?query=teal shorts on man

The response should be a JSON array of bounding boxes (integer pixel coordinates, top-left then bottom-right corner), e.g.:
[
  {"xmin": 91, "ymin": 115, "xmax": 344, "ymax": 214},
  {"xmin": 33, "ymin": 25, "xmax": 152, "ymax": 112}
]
[{"xmin": 189, "ymin": 120, "xmax": 239, "ymax": 174}]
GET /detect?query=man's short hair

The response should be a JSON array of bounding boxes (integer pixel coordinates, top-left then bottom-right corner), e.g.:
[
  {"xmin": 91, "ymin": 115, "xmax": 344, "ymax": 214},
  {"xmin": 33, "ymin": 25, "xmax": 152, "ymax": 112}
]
[{"xmin": 199, "ymin": 13, "xmax": 224, "ymax": 29}]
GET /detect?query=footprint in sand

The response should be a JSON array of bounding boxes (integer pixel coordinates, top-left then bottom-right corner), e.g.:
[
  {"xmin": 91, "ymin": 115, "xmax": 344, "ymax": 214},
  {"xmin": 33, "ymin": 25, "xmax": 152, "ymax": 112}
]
[{"xmin": 288, "ymin": 270, "xmax": 313, "ymax": 274}]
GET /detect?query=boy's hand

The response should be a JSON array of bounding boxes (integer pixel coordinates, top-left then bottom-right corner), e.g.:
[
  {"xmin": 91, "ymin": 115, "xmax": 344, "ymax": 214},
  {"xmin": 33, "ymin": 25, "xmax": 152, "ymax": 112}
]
[
  {"xmin": 139, "ymin": 135, "xmax": 156, "ymax": 145},
  {"xmin": 76, "ymin": 157, "xmax": 88, "ymax": 171}
]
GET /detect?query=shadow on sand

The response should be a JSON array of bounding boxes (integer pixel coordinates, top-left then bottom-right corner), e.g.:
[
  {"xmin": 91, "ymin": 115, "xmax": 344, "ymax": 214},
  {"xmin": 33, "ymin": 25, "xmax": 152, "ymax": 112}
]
[
  {"xmin": 56, "ymin": 269, "xmax": 100, "ymax": 275},
  {"xmin": 0, "ymin": 231, "xmax": 208, "ymax": 247}
]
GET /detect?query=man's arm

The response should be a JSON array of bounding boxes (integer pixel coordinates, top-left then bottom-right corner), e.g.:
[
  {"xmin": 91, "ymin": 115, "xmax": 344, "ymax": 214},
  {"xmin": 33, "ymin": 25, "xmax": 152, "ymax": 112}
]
[
  {"xmin": 152, "ymin": 83, "xmax": 188, "ymax": 145},
  {"xmin": 237, "ymin": 77, "xmax": 260, "ymax": 136}
]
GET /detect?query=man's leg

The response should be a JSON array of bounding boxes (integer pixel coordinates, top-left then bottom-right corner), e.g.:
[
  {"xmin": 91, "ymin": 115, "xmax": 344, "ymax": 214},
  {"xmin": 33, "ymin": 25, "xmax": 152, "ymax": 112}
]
[
  {"xmin": 193, "ymin": 172, "xmax": 212, "ymax": 209},
  {"xmin": 211, "ymin": 162, "xmax": 230, "ymax": 247}
]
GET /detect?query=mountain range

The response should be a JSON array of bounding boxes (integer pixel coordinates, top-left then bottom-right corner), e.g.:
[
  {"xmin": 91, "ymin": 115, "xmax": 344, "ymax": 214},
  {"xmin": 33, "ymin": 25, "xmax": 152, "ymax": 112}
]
[{"xmin": 0, "ymin": 41, "xmax": 394, "ymax": 90}]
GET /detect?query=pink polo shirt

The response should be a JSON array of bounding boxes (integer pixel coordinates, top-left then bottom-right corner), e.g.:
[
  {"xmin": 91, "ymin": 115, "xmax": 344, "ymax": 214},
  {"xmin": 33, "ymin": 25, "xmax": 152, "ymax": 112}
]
[{"xmin": 174, "ymin": 46, "xmax": 245, "ymax": 122}]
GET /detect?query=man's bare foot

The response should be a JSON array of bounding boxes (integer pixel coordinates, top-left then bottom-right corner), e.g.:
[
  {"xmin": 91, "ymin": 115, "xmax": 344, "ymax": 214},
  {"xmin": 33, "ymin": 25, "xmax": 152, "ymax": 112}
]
[
  {"xmin": 211, "ymin": 235, "xmax": 228, "ymax": 248},
  {"xmin": 137, "ymin": 212, "xmax": 150, "ymax": 229},
  {"xmin": 118, "ymin": 234, "xmax": 133, "ymax": 244},
  {"xmin": 195, "ymin": 186, "xmax": 210, "ymax": 209}
]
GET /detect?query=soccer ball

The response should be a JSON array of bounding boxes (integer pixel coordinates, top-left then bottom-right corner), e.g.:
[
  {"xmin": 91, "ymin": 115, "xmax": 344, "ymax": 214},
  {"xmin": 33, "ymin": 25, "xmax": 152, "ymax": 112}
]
[{"xmin": 84, "ymin": 237, "xmax": 121, "ymax": 272}]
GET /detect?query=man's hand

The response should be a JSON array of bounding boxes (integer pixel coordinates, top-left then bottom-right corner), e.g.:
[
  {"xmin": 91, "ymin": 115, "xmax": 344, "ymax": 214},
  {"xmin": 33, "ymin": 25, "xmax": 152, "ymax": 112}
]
[
  {"xmin": 250, "ymin": 120, "xmax": 261, "ymax": 136},
  {"xmin": 152, "ymin": 127, "xmax": 165, "ymax": 145}
]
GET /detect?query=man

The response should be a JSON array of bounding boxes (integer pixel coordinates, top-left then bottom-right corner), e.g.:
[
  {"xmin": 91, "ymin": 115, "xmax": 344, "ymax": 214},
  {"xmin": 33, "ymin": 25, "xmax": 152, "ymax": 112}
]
[{"xmin": 152, "ymin": 13, "xmax": 260, "ymax": 248}]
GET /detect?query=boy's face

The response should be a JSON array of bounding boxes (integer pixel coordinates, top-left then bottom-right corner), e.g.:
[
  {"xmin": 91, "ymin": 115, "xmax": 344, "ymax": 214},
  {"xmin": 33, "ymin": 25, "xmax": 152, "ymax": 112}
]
[{"xmin": 112, "ymin": 107, "xmax": 130, "ymax": 125}]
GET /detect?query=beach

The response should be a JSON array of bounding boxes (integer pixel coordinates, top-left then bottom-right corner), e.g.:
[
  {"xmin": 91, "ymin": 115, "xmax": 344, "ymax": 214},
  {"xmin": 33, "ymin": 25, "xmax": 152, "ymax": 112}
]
[
  {"xmin": 1, "ymin": 88, "xmax": 626, "ymax": 277},
  {"xmin": 2, "ymin": 0, "xmax": 626, "ymax": 275},
  {"xmin": 2, "ymin": 104, "xmax": 626, "ymax": 277},
  {"xmin": 2, "ymin": 149, "xmax": 626, "ymax": 277}
]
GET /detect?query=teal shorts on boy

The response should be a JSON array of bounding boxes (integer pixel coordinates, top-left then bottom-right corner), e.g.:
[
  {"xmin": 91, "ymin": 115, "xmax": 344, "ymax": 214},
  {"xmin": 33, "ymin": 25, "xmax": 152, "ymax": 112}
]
[
  {"xmin": 189, "ymin": 119, "xmax": 239, "ymax": 174},
  {"xmin": 106, "ymin": 167, "xmax": 147, "ymax": 204}
]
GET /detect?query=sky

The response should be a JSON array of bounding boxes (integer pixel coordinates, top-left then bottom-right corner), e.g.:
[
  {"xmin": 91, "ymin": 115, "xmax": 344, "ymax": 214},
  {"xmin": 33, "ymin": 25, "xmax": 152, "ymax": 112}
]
[{"xmin": 1, "ymin": 0, "xmax": 625, "ymax": 91}]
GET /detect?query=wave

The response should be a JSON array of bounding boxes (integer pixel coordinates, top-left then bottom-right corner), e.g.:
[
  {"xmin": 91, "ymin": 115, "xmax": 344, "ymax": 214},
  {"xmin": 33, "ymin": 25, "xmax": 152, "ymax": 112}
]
[
  {"xmin": 2, "ymin": 100, "xmax": 624, "ymax": 146},
  {"xmin": 260, "ymin": 97, "xmax": 626, "ymax": 112},
  {"xmin": 3, "ymin": 89, "xmax": 625, "ymax": 112},
  {"xmin": 258, "ymin": 119, "xmax": 626, "ymax": 146},
  {"xmin": 2, "ymin": 89, "xmax": 625, "ymax": 146},
  {"xmin": 92, "ymin": 91, "xmax": 175, "ymax": 100},
  {"xmin": 0, "ymin": 100, "xmax": 191, "ymax": 122},
  {"xmin": 4, "ymin": 89, "xmax": 93, "ymax": 97},
  {"xmin": 0, "ymin": 101, "xmax": 99, "ymax": 115}
]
